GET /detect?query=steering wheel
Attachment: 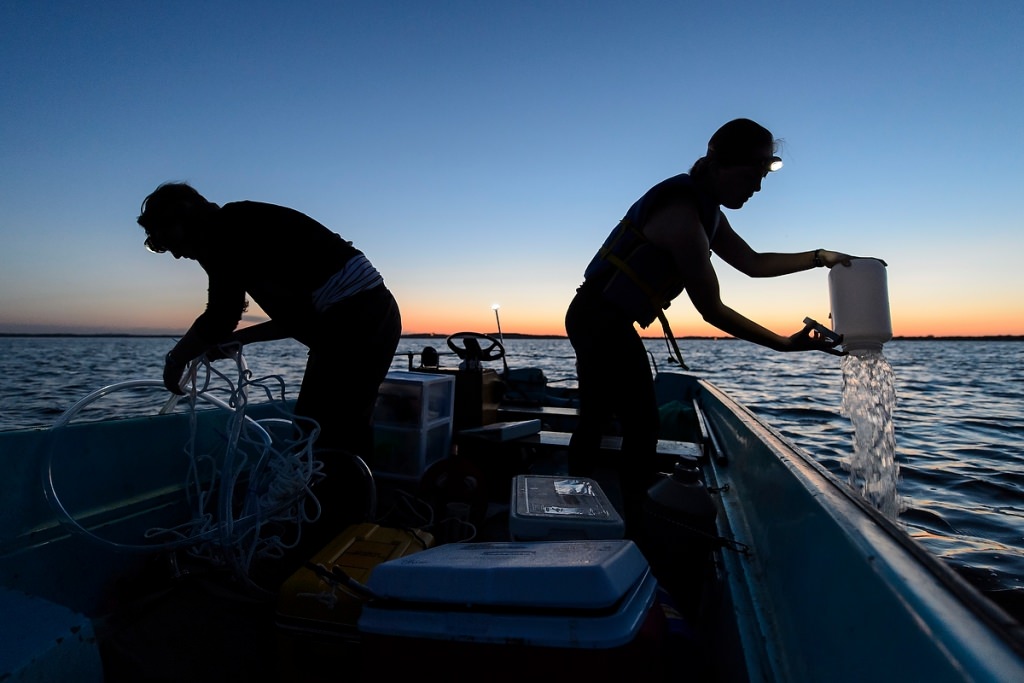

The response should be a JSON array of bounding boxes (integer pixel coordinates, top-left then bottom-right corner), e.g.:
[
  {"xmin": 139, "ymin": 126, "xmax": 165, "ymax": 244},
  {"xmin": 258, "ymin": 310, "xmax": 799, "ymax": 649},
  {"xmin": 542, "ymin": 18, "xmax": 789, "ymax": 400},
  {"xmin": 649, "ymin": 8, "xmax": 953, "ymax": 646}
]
[{"xmin": 446, "ymin": 331, "xmax": 505, "ymax": 362}]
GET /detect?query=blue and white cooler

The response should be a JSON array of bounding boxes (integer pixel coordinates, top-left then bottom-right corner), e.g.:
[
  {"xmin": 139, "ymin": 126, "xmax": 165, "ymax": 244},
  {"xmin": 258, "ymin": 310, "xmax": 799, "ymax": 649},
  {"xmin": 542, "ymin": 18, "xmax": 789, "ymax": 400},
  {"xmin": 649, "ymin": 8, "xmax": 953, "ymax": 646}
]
[{"xmin": 357, "ymin": 539, "xmax": 664, "ymax": 680}]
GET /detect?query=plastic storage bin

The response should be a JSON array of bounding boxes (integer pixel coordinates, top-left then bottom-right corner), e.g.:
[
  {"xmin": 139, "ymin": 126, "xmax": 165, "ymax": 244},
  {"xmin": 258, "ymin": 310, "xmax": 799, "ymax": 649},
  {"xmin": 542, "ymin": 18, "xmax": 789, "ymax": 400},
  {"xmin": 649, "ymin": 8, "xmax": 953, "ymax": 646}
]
[
  {"xmin": 372, "ymin": 371, "xmax": 455, "ymax": 481},
  {"xmin": 510, "ymin": 474, "xmax": 624, "ymax": 540}
]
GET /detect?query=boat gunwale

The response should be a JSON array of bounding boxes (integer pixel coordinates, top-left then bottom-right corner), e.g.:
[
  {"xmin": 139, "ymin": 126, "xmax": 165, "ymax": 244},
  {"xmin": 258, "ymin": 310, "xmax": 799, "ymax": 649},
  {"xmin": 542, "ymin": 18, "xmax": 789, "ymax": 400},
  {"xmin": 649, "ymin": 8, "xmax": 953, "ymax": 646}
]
[{"xmin": 695, "ymin": 375, "xmax": 1024, "ymax": 673}]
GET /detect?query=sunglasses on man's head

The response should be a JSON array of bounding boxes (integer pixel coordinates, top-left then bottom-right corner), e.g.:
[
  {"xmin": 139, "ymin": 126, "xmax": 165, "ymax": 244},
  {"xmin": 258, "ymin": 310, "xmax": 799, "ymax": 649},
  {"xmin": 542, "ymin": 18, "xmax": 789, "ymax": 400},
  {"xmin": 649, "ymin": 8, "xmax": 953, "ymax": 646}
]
[{"xmin": 144, "ymin": 233, "xmax": 167, "ymax": 253}]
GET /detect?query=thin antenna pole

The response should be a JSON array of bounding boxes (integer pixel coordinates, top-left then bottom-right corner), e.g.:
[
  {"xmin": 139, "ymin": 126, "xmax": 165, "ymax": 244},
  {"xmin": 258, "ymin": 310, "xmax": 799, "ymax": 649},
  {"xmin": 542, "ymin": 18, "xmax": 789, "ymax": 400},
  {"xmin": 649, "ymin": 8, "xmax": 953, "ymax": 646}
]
[{"xmin": 492, "ymin": 303, "xmax": 504, "ymax": 346}]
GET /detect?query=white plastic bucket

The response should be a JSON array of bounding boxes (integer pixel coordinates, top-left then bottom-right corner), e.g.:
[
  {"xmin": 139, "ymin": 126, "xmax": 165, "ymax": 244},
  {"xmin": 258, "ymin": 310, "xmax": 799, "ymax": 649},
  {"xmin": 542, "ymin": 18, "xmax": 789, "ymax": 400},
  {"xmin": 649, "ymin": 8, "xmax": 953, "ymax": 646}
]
[{"xmin": 828, "ymin": 258, "xmax": 892, "ymax": 355}]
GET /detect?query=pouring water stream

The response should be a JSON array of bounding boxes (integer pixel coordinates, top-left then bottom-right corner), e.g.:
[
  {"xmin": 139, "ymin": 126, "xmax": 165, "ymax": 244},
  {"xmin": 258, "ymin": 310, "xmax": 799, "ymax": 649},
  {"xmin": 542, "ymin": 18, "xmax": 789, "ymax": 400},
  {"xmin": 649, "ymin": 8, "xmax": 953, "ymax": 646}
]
[
  {"xmin": 828, "ymin": 258, "xmax": 901, "ymax": 519},
  {"xmin": 840, "ymin": 350, "xmax": 900, "ymax": 518}
]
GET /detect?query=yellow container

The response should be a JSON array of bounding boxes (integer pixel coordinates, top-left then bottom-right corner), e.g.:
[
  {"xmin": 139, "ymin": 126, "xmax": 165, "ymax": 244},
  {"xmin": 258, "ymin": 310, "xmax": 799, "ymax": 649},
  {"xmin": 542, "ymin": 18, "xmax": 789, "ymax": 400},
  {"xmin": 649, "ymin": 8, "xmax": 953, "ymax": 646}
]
[{"xmin": 276, "ymin": 523, "xmax": 433, "ymax": 681}]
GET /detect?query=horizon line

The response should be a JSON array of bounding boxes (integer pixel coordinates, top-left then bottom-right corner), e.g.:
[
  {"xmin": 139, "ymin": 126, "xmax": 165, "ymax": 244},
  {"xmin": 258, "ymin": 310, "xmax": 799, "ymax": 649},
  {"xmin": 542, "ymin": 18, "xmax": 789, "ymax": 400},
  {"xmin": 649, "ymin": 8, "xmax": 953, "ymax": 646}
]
[{"xmin": 2, "ymin": 331, "xmax": 1023, "ymax": 342}]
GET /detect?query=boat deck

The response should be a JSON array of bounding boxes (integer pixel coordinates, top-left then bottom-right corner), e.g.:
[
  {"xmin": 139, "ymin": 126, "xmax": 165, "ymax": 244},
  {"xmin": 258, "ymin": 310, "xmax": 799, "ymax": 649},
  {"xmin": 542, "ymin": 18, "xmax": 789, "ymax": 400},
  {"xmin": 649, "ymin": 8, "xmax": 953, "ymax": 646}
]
[
  {"xmin": 7, "ymin": 364, "xmax": 1024, "ymax": 682},
  {"xmin": 89, "ymin": 425, "xmax": 697, "ymax": 682}
]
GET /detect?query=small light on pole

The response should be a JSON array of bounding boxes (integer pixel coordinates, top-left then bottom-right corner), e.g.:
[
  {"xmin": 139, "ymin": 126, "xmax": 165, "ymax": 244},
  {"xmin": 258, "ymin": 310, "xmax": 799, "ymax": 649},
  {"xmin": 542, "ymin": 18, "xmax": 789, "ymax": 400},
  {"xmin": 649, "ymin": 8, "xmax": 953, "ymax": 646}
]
[{"xmin": 492, "ymin": 303, "xmax": 504, "ymax": 345}]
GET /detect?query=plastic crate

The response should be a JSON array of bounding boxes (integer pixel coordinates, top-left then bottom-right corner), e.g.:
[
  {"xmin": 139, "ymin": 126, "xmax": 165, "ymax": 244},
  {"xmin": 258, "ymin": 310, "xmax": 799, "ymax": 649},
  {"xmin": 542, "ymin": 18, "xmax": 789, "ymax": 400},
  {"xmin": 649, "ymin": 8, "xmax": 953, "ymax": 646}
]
[
  {"xmin": 372, "ymin": 371, "xmax": 455, "ymax": 480},
  {"xmin": 373, "ymin": 371, "xmax": 454, "ymax": 428},
  {"xmin": 372, "ymin": 421, "xmax": 453, "ymax": 480}
]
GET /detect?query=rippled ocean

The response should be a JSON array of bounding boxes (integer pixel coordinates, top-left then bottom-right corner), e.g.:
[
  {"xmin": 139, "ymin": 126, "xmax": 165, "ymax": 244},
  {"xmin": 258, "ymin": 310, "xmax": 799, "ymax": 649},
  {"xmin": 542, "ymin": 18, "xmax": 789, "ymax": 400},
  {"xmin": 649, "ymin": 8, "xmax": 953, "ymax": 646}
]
[{"xmin": 2, "ymin": 335, "xmax": 1022, "ymax": 619}]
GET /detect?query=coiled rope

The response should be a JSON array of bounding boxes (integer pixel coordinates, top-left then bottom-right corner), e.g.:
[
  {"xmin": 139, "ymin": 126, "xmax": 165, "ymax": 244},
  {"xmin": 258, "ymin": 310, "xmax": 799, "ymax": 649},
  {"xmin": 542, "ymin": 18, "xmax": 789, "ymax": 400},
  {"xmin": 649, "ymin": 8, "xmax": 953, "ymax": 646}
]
[{"xmin": 43, "ymin": 346, "xmax": 323, "ymax": 589}]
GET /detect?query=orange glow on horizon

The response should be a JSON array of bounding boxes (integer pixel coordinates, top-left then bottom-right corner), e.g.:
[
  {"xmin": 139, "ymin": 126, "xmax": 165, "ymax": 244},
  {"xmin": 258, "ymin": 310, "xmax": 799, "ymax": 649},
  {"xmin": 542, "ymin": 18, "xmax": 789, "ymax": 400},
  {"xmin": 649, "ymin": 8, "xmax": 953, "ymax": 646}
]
[
  {"xmin": 2, "ymin": 296, "xmax": 1021, "ymax": 338},
  {"xmin": 887, "ymin": 309, "xmax": 1024, "ymax": 338},
  {"xmin": 398, "ymin": 309, "xmax": 1024, "ymax": 339}
]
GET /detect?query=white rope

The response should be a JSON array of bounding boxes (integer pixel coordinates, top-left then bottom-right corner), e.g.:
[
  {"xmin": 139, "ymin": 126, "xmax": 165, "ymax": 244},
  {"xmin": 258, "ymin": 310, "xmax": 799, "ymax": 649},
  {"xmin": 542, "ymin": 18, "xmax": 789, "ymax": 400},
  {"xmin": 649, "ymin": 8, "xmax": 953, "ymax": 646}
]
[
  {"xmin": 44, "ymin": 346, "xmax": 324, "ymax": 588},
  {"xmin": 166, "ymin": 347, "xmax": 324, "ymax": 585}
]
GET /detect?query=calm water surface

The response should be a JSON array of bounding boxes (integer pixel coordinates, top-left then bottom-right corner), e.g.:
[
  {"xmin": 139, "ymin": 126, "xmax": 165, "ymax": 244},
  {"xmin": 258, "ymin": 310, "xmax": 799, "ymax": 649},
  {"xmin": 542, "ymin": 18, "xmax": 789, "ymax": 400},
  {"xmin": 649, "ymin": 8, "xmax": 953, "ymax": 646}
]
[{"xmin": 1, "ymin": 336, "xmax": 1022, "ymax": 617}]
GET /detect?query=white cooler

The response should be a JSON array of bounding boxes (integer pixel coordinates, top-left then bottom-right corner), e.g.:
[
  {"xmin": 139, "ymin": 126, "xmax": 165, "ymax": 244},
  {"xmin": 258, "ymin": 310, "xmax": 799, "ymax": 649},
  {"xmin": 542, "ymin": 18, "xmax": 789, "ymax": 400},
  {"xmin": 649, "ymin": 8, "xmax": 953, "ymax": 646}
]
[{"xmin": 357, "ymin": 540, "xmax": 659, "ymax": 666}]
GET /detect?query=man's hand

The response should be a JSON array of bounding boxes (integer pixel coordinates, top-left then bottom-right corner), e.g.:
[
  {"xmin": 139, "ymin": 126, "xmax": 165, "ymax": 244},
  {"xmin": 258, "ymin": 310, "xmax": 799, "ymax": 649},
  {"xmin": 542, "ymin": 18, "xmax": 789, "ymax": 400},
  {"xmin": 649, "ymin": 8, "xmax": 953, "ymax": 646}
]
[
  {"xmin": 162, "ymin": 351, "xmax": 187, "ymax": 395},
  {"xmin": 203, "ymin": 342, "xmax": 241, "ymax": 362}
]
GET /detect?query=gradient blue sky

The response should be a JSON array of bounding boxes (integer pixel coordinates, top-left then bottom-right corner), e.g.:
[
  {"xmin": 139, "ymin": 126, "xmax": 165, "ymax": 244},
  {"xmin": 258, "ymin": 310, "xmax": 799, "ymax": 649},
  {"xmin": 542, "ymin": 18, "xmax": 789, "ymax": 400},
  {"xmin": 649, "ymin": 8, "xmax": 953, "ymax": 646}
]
[{"xmin": 2, "ymin": 1, "xmax": 1022, "ymax": 337}]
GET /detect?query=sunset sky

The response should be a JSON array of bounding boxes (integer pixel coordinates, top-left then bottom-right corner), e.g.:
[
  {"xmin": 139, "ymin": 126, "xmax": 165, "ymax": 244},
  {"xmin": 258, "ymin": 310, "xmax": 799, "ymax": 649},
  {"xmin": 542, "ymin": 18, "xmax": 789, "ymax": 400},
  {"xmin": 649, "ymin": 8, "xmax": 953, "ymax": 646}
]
[{"xmin": 2, "ymin": 2, "xmax": 1022, "ymax": 339}]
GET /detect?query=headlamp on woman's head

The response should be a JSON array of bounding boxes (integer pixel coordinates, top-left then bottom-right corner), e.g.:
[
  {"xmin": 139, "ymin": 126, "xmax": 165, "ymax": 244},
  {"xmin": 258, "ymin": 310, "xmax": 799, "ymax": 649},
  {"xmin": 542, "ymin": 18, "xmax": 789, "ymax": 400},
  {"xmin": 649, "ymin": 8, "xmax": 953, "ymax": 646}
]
[
  {"xmin": 708, "ymin": 142, "xmax": 783, "ymax": 175},
  {"xmin": 748, "ymin": 154, "xmax": 783, "ymax": 175}
]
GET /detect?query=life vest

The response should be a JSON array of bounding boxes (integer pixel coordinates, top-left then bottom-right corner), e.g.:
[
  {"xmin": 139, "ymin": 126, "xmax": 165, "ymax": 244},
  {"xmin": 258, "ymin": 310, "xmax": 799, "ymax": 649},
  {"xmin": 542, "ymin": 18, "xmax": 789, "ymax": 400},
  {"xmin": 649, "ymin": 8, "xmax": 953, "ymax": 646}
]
[{"xmin": 582, "ymin": 174, "xmax": 721, "ymax": 327}]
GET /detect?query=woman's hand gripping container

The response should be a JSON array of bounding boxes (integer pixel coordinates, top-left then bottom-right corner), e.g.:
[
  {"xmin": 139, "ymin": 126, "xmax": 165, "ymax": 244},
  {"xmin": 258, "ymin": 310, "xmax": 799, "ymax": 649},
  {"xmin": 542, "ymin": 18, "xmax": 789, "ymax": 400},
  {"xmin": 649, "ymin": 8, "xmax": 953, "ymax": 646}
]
[
  {"xmin": 371, "ymin": 371, "xmax": 456, "ymax": 481},
  {"xmin": 357, "ymin": 539, "xmax": 666, "ymax": 682}
]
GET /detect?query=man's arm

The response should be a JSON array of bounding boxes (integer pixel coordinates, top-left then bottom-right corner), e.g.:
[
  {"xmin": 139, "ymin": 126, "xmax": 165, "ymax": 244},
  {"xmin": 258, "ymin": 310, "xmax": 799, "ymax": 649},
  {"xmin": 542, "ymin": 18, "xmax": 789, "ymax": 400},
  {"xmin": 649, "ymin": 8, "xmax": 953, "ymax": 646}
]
[
  {"xmin": 162, "ymin": 273, "xmax": 246, "ymax": 393},
  {"xmin": 231, "ymin": 319, "xmax": 290, "ymax": 345}
]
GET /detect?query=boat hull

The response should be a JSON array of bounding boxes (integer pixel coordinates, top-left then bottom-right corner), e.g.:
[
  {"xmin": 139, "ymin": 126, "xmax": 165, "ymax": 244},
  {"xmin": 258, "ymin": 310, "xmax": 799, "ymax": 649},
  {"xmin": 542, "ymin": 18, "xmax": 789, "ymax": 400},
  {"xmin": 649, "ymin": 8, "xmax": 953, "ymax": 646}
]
[
  {"xmin": 663, "ymin": 373, "xmax": 1024, "ymax": 683},
  {"xmin": 1, "ymin": 371, "xmax": 1022, "ymax": 682}
]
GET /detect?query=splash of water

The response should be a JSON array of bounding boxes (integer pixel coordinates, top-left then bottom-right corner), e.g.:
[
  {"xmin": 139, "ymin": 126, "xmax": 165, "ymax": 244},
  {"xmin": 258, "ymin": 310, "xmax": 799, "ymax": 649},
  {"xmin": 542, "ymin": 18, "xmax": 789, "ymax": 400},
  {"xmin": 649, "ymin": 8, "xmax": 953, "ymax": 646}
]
[{"xmin": 840, "ymin": 350, "xmax": 901, "ymax": 519}]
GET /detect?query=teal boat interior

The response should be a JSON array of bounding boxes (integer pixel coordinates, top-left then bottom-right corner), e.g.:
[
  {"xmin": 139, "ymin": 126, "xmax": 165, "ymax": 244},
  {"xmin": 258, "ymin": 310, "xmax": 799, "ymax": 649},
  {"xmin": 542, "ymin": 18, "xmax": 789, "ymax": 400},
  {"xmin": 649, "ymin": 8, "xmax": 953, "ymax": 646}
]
[{"xmin": 2, "ymin": 335, "xmax": 1023, "ymax": 682}]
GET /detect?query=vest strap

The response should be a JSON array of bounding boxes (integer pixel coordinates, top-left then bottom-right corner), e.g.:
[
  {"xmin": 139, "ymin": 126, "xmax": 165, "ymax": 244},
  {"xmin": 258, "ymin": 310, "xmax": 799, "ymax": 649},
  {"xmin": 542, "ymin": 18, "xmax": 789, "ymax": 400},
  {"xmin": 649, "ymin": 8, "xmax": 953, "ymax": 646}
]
[
  {"xmin": 658, "ymin": 311, "xmax": 689, "ymax": 370},
  {"xmin": 597, "ymin": 220, "xmax": 672, "ymax": 311}
]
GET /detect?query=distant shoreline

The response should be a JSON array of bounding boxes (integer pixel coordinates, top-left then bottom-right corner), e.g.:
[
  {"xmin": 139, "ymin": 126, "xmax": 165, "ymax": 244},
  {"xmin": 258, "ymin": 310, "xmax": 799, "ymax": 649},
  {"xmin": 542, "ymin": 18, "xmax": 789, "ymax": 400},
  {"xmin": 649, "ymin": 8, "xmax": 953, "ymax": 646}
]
[{"xmin": 2, "ymin": 332, "xmax": 1022, "ymax": 342}]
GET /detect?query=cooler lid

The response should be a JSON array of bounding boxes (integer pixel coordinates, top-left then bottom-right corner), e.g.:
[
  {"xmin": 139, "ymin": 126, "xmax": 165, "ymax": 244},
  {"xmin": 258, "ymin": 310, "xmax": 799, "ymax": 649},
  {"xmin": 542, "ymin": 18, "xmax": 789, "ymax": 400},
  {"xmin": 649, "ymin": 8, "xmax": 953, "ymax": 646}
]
[{"xmin": 365, "ymin": 540, "xmax": 648, "ymax": 609}]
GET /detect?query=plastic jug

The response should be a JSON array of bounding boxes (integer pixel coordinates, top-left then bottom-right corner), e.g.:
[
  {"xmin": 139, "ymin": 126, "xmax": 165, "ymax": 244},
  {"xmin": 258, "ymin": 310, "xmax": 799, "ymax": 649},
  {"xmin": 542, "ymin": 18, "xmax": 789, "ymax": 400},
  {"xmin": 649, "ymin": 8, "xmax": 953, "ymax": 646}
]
[
  {"xmin": 645, "ymin": 461, "xmax": 717, "ymax": 526},
  {"xmin": 828, "ymin": 258, "xmax": 892, "ymax": 355},
  {"xmin": 640, "ymin": 460, "xmax": 719, "ymax": 613}
]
